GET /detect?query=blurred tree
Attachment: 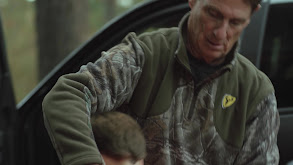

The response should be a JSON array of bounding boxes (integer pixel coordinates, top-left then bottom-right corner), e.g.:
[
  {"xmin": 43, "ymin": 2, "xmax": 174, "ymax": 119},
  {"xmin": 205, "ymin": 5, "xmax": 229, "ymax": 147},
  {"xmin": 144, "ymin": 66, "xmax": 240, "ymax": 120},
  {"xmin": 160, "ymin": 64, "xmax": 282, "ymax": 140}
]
[
  {"xmin": 36, "ymin": 0, "xmax": 89, "ymax": 79},
  {"xmin": 105, "ymin": 0, "xmax": 116, "ymax": 21}
]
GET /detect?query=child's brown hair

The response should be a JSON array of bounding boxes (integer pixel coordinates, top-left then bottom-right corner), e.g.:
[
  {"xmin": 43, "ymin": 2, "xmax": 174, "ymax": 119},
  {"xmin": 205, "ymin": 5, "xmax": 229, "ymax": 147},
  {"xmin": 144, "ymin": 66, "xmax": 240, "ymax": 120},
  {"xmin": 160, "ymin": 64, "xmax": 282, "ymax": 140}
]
[{"xmin": 91, "ymin": 111, "xmax": 146, "ymax": 161}]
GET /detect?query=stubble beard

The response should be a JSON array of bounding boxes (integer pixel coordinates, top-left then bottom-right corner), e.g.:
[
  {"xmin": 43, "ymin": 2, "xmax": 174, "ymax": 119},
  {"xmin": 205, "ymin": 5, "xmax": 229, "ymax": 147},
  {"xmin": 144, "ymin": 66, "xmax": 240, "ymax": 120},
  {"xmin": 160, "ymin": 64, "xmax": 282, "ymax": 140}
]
[{"xmin": 187, "ymin": 23, "xmax": 227, "ymax": 66}]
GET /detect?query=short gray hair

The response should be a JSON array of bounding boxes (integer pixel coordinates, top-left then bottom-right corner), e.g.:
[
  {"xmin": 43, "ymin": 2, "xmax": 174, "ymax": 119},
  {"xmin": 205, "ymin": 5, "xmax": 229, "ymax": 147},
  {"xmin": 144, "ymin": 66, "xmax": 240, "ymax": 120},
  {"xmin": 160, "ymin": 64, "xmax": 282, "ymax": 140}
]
[{"xmin": 245, "ymin": 0, "xmax": 262, "ymax": 12}]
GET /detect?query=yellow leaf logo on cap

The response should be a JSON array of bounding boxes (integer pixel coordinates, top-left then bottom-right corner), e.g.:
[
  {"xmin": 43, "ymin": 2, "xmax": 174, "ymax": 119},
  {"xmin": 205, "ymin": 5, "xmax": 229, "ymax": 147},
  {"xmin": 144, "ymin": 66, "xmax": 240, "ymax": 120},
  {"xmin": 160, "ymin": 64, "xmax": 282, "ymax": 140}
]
[{"xmin": 222, "ymin": 94, "xmax": 236, "ymax": 109}]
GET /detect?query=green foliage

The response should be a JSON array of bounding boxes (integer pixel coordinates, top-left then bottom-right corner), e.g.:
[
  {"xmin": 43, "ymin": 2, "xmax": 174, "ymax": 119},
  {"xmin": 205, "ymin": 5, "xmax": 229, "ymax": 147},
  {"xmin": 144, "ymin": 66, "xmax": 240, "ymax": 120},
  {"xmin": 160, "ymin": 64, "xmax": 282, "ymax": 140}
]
[
  {"xmin": 0, "ymin": 0, "xmax": 145, "ymax": 103},
  {"xmin": 1, "ymin": 0, "xmax": 37, "ymax": 103}
]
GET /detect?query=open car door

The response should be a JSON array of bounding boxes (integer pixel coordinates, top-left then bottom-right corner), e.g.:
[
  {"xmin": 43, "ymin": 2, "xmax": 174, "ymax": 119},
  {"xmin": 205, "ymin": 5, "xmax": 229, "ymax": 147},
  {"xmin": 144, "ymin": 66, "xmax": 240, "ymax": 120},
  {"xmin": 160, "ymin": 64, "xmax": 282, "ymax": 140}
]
[{"xmin": 13, "ymin": 1, "xmax": 190, "ymax": 164}]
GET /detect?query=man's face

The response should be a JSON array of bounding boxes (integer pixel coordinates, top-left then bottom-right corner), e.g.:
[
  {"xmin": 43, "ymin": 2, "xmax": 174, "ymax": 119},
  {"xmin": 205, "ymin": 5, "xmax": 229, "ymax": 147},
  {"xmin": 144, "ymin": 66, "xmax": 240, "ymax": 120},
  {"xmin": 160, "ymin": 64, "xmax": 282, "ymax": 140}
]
[{"xmin": 187, "ymin": 0, "xmax": 252, "ymax": 64}]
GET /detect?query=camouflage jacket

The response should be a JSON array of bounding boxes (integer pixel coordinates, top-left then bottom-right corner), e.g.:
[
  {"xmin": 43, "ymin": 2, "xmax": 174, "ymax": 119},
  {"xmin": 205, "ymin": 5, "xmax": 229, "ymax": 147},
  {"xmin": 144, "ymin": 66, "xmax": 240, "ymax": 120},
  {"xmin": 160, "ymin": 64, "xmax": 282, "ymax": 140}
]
[{"xmin": 42, "ymin": 13, "xmax": 280, "ymax": 165}]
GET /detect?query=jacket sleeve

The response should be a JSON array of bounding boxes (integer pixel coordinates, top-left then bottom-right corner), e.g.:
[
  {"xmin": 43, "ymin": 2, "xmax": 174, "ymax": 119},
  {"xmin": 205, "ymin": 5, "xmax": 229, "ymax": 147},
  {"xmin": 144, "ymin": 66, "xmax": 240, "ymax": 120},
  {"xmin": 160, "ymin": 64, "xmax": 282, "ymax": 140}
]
[
  {"xmin": 234, "ymin": 93, "xmax": 280, "ymax": 164},
  {"xmin": 42, "ymin": 32, "xmax": 145, "ymax": 165}
]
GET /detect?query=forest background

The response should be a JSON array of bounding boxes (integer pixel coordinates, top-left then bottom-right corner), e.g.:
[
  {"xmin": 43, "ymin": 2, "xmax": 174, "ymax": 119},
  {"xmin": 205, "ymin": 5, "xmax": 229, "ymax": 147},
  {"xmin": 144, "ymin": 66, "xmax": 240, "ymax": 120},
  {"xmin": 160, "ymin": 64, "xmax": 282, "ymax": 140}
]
[{"xmin": 1, "ymin": 0, "xmax": 144, "ymax": 103}]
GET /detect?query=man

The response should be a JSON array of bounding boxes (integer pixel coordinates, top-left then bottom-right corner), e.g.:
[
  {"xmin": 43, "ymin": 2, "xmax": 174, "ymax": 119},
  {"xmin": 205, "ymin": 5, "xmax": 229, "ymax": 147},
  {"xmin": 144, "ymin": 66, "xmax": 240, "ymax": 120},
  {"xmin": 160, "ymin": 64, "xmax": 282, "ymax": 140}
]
[
  {"xmin": 91, "ymin": 111, "xmax": 146, "ymax": 165},
  {"xmin": 43, "ymin": 0, "xmax": 280, "ymax": 164}
]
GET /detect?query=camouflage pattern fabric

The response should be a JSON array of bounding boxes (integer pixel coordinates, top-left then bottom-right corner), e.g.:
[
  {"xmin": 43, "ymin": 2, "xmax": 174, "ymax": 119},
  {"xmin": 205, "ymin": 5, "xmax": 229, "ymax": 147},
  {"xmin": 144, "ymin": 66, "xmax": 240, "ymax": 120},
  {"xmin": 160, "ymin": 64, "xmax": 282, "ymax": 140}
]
[{"xmin": 78, "ymin": 33, "xmax": 279, "ymax": 164}]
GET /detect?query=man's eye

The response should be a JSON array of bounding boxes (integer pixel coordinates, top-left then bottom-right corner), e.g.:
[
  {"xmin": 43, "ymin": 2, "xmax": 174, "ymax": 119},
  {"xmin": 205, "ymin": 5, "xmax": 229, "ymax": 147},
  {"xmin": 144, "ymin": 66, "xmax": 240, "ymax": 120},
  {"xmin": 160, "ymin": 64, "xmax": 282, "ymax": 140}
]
[
  {"xmin": 207, "ymin": 8, "xmax": 218, "ymax": 17},
  {"xmin": 230, "ymin": 20, "xmax": 241, "ymax": 26}
]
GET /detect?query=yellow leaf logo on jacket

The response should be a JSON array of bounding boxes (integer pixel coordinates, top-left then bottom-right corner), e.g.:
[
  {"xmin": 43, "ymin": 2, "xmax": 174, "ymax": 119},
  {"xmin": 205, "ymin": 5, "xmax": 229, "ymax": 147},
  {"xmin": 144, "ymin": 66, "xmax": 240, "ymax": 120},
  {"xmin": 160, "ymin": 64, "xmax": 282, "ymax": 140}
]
[{"xmin": 222, "ymin": 94, "xmax": 236, "ymax": 109}]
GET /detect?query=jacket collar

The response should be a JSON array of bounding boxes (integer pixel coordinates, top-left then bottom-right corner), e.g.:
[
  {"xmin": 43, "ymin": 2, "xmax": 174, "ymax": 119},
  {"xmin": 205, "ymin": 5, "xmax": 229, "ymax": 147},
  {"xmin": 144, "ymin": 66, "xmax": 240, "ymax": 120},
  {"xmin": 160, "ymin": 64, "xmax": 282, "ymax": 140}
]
[
  {"xmin": 175, "ymin": 12, "xmax": 191, "ymax": 73},
  {"xmin": 175, "ymin": 12, "xmax": 238, "ymax": 73}
]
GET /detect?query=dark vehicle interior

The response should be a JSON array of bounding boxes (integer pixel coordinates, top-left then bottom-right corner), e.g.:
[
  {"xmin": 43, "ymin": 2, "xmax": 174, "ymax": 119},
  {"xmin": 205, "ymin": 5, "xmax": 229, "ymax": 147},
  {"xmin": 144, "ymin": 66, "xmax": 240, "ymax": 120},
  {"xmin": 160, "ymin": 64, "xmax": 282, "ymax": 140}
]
[{"xmin": 0, "ymin": 0, "xmax": 292, "ymax": 165}]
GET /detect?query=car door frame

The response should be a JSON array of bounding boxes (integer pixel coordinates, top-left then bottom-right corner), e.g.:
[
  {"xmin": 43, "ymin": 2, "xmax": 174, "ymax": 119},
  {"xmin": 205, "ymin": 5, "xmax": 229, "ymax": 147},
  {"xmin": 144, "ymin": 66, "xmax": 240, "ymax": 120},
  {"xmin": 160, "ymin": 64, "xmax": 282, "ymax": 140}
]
[{"xmin": 0, "ymin": 13, "xmax": 17, "ymax": 165}]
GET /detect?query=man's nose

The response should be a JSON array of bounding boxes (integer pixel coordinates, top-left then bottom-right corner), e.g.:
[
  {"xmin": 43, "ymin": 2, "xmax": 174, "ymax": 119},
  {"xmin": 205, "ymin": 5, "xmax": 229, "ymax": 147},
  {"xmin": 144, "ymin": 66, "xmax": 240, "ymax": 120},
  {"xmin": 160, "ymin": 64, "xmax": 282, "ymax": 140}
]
[{"xmin": 213, "ymin": 21, "xmax": 230, "ymax": 40}]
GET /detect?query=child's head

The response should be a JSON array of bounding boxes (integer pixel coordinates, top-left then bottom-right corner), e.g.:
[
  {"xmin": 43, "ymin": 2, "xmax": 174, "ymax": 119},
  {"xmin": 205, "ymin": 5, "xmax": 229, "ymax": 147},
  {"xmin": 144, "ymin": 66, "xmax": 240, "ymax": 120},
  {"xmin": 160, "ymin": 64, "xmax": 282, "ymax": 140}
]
[{"xmin": 91, "ymin": 111, "xmax": 146, "ymax": 165}]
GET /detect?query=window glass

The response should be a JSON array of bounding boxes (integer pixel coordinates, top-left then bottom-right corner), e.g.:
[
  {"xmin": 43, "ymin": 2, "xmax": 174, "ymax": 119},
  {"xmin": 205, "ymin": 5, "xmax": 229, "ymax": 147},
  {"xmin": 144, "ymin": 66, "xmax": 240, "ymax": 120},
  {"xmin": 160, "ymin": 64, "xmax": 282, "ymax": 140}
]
[
  {"xmin": 0, "ymin": 0, "xmax": 145, "ymax": 103},
  {"xmin": 260, "ymin": 3, "xmax": 293, "ymax": 107},
  {"xmin": 136, "ymin": 4, "xmax": 189, "ymax": 35}
]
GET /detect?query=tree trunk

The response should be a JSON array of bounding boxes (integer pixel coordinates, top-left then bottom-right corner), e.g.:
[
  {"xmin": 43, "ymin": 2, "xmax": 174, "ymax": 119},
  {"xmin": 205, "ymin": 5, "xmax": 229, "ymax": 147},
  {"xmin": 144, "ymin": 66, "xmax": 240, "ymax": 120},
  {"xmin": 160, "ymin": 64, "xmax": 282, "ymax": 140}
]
[
  {"xmin": 105, "ymin": 0, "xmax": 116, "ymax": 21},
  {"xmin": 36, "ymin": 0, "xmax": 89, "ymax": 79}
]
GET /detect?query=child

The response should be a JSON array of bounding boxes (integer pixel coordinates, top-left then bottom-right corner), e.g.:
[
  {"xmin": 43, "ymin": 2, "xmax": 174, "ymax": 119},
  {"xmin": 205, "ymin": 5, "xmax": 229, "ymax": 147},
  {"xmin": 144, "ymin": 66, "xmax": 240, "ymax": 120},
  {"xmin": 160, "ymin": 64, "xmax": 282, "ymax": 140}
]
[{"xmin": 91, "ymin": 111, "xmax": 146, "ymax": 165}]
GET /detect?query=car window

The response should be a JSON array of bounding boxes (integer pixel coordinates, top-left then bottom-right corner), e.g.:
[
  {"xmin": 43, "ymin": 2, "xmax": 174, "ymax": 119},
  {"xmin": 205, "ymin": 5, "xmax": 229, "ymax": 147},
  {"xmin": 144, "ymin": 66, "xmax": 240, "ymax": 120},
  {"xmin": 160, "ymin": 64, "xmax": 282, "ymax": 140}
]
[
  {"xmin": 0, "ymin": 0, "xmax": 145, "ymax": 103},
  {"xmin": 260, "ymin": 3, "xmax": 293, "ymax": 108},
  {"xmin": 136, "ymin": 4, "xmax": 189, "ymax": 36}
]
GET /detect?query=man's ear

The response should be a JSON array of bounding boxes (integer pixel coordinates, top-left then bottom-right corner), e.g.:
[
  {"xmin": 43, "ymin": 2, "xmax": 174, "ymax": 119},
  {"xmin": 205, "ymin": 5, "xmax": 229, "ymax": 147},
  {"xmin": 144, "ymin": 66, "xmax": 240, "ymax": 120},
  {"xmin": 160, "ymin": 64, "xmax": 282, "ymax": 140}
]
[
  {"xmin": 254, "ymin": 4, "xmax": 261, "ymax": 12},
  {"xmin": 188, "ymin": 0, "xmax": 196, "ymax": 9}
]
